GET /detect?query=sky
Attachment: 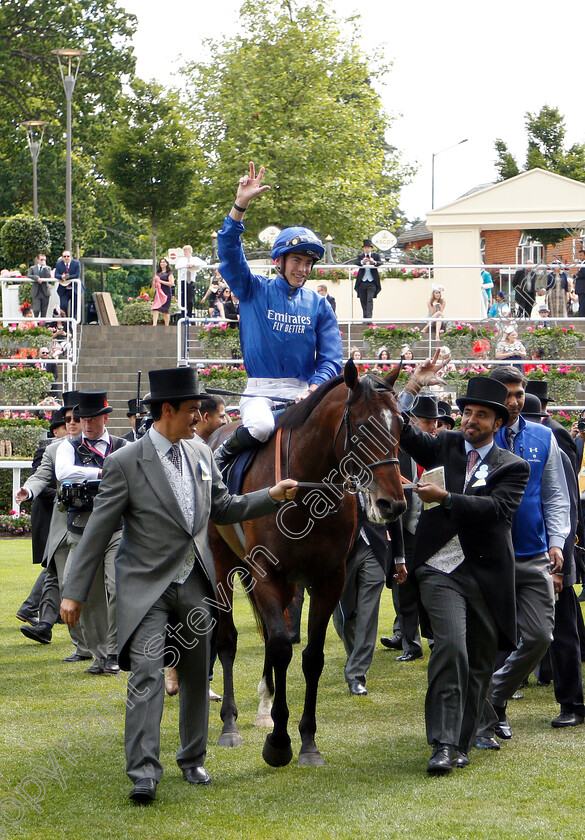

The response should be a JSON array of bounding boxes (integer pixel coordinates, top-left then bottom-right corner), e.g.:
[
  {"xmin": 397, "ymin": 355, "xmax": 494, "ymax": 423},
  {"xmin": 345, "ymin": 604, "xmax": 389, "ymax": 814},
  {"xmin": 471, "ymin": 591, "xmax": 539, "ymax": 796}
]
[{"xmin": 120, "ymin": 0, "xmax": 584, "ymax": 223}]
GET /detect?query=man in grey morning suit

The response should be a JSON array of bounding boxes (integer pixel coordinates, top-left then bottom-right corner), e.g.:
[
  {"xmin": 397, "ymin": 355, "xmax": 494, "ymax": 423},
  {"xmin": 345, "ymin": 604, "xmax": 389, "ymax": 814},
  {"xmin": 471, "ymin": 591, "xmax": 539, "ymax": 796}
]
[
  {"xmin": 61, "ymin": 367, "xmax": 298, "ymax": 804},
  {"xmin": 398, "ymin": 377, "xmax": 529, "ymax": 774}
]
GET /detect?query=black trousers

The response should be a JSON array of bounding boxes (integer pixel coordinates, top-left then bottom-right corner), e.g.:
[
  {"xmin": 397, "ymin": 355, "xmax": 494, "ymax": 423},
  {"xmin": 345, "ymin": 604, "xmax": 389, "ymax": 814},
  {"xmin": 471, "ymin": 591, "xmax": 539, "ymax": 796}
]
[{"xmin": 550, "ymin": 586, "xmax": 585, "ymax": 716}]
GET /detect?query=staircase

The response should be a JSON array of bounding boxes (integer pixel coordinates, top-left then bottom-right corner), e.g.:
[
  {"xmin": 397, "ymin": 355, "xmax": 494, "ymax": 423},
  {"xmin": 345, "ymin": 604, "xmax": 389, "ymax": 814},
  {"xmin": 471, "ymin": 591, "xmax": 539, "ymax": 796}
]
[{"xmin": 74, "ymin": 325, "xmax": 177, "ymax": 437}]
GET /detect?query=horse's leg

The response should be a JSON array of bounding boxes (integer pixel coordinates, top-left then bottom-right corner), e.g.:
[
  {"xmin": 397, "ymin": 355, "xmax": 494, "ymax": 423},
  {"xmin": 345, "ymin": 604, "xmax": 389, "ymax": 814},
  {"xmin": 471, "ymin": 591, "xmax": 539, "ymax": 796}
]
[
  {"xmin": 254, "ymin": 639, "xmax": 274, "ymax": 728},
  {"xmin": 298, "ymin": 583, "xmax": 343, "ymax": 766},
  {"xmin": 259, "ymin": 603, "xmax": 294, "ymax": 767}
]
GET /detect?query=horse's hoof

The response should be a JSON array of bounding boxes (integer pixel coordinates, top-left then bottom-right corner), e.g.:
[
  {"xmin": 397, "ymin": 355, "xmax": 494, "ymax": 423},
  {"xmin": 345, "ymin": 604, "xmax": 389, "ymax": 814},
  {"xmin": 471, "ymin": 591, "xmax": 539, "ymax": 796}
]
[
  {"xmin": 262, "ymin": 736, "xmax": 293, "ymax": 767},
  {"xmin": 298, "ymin": 750, "xmax": 325, "ymax": 767},
  {"xmin": 254, "ymin": 713, "xmax": 273, "ymax": 728},
  {"xmin": 217, "ymin": 731, "xmax": 243, "ymax": 748}
]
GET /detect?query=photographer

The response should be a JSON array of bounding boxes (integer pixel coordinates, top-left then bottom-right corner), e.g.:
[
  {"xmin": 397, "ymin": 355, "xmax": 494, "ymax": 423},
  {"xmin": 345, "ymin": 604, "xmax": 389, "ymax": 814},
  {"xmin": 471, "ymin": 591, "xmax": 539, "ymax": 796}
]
[{"xmin": 55, "ymin": 391, "xmax": 127, "ymax": 674}]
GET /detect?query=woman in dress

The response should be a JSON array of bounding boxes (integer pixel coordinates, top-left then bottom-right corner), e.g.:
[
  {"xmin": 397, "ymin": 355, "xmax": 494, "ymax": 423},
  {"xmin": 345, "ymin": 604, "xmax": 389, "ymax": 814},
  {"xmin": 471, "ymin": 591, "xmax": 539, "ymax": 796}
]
[
  {"xmin": 420, "ymin": 286, "xmax": 446, "ymax": 340},
  {"xmin": 151, "ymin": 257, "xmax": 175, "ymax": 327},
  {"xmin": 495, "ymin": 326, "xmax": 527, "ymax": 366},
  {"xmin": 546, "ymin": 262, "xmax": 569, "ymax": 318}
]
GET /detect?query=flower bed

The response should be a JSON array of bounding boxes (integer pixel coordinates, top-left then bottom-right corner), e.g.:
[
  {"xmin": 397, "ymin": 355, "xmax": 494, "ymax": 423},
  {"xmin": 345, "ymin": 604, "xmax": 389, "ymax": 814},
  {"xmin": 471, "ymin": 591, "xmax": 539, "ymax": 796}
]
[
  {"xmin": 0, "ymin": 367, "xmax": 54, "ymax": 404},
  {"xmin": 441, "ymin": 322, "xmax": 498, "ymax": 357},
  {"xmin": 198, "ymin": 365, "xmax": 247, "ymax": 396},
  {"xmin": 199, "ymin": 323, "xmax": 242, "ymax": 358},
  {"xmin": 443, "ymin": 365, "xmax": 490, "ymax": 398},
  {"xmin": 526, "ymin": 365, "xmax": 583, "ymax": 404},
  {"xmin": 0, "ymin": 512, "xmax": 32, "ymax": 536},
  {"xmin": 524, "ymin": 325, "xmax": 584, "ymax": 359},
  {"xmin": 0, "ymin": 326, "xmax": 53, "ymax": 357},
  {"xmin": 0, "ymin": 418, "xmax": 49, "ymax": 457},
  {"xmin": 362, "ymin": 324, "xmax": 421, "ymax": 356}
]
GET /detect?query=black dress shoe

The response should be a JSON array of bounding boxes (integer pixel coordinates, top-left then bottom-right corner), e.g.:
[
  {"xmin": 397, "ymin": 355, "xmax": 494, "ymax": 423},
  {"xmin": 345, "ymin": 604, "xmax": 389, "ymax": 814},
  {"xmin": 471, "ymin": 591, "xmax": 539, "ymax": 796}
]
[
  {"xmin": 129, "ymin": 778, "xmax": 157, "ymax": 803},
  {"xmin": 380, "ymin": 634, "xmax": 402, "ymax": 650},
  {"xmin": 475, "ymin": 736, "xmax": 500, "ymax": 750},
  {"xmin": 551, "ymin": 712, "xmax": 585, "ymax": 728},
  {"xmin": 104, "ymin": 655, "xmax": 120, "ymax": 674},
  {"xmin": 84, "ymin": 663, "xmax": 105, "ymax": 675},
  {"xmin": 20, "ymin": 622, "xmax": 52, "ymax": 644},
  {"xmin": 62, "ymin": 653, "xmax": 92, "ymax": 662},
  {"xmin": 452, "ymin": 750, "xmax": 470, "ymax": 768},
  {"xmin": 348, "ymin": 681, "xmax": 368, "ymax": 696},
  {"xmin": 16, "ymin": 611, "xmax": 39, "ymax": 626},
  {"xmin": 427, "ymin": 744, "xmax": 453, "ymax": 774},
  {"xmin": 493, "ymin": 704, "xmax": 512, "ymax": 739},
  {"xmin": 395, "ymin": 651, "xmax": 423, "ymax": 662},
  {"xmin": 182, "ymin": 766, "xmax": 211, "ymax": 785}
]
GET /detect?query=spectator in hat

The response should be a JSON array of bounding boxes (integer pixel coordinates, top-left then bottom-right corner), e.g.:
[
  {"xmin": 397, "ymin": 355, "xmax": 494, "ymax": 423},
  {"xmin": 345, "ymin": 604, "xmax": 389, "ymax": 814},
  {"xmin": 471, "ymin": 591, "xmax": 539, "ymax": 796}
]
[
  {"xmin": 546, "ymin": 262, "xmax": 569, "ymax": 319},
  {"xmin": 353, "ymin": 238, "xmax": 382, "ymax": 320},
  {"xmin": 495, "ymin": 327, "xmax": 527, "ymax": 364},
  {"xmin": 60, "ymin": 366, "xmax": 298, "ymax": 803},
  {"xmin": 421, "ymin": 286, "xmax": 445, "ymax": 341}
]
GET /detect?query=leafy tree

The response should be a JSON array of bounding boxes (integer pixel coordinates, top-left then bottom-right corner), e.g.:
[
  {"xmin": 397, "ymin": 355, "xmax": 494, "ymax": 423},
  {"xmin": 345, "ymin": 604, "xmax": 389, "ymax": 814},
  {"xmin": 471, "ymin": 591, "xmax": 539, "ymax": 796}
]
[
  {"xmin": 103, "ymin": 81, "xmax": 199, "ymax": 268},
  {"xmin": 0, "ymin": 0, "xmax": 137, "ymax": 247},
  {"xmin": 494, "ymin": 106, "xmax": 585, "ymax": 247},
  {"xmin": 175, "ymin": 0, "xmax": 412, "ymax": 251},
  {"xmin": 0, "ymin": 215, "xmax": 51, "ymax": 268}
]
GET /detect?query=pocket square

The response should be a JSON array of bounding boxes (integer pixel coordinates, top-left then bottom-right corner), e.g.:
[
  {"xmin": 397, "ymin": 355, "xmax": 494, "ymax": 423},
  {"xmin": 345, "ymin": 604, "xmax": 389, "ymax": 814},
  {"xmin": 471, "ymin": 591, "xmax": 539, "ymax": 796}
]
[
  {"xmin": 471, "ymin": 478, "xmax": 486, "ymax": 488},
  {"xmin": 199, "ymin": 459, "xmax": 212, "ymax": 480}
]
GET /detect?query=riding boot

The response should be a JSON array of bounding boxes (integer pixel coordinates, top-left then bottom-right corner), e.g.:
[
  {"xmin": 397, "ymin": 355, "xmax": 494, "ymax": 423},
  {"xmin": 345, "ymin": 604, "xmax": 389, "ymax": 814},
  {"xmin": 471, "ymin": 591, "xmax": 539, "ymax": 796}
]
[{"xmin": 214, "ymin": 425, "xmax": 262, "ymax": 472}]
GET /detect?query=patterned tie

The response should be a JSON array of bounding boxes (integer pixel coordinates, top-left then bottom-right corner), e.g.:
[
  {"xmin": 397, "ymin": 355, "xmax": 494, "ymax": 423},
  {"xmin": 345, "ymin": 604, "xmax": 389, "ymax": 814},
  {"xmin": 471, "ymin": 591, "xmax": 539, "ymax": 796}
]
[
  {"xmin": 169, "ymin": 444, "xmax": 182, "ymax": 474},
  {"xmin": 465, "ymin": 449, "xmax": 479, "ymax": 484},
  {"xmin": 505, "ymin": 427, "xmax": 515, "ymax": 452}
]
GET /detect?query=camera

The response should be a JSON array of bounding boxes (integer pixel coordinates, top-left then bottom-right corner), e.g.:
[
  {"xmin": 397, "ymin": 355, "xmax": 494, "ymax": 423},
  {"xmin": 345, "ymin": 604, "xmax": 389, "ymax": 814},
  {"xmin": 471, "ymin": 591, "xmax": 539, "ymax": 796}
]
[
  {"xmin": 59, "ymin": 480, "xmax": 101, "ymax": 512},
  {"xmin": 578, "ymin": 420, "xmax": 585, "ymax": 432}
]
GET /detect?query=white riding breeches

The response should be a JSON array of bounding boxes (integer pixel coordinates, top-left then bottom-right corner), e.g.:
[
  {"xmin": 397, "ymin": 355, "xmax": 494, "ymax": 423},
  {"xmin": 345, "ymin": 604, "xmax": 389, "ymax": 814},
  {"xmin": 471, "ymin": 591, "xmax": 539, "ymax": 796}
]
[{"xmin": 240, "ymin": 377, "xmax": 308, "ymax": 441}]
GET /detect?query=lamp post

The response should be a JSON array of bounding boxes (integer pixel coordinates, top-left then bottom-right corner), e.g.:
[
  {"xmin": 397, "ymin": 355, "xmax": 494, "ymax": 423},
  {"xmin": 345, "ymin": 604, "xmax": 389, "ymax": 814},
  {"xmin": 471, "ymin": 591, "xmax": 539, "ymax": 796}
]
[
  {"xmin": 51, "ymin": 48, "xmax": 87, "ymax": 252},
  {"xmin": 20, "ymin": 120, "xmax": 48, "ymax": 218},
  {"xmin": 431, "ymin": 138, "xmax": 468, "ymax": 210},
  {"xmin": 211, "ymin": 231, "xmax": 218, "ymax": 262}
]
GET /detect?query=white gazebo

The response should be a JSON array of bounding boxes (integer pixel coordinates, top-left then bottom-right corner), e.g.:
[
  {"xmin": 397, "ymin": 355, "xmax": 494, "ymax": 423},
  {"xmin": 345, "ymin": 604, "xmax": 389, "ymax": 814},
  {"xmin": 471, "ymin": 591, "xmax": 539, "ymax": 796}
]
[{"xmin": 426, "ymin": 168, "xmax": 585, "ymax": 316}]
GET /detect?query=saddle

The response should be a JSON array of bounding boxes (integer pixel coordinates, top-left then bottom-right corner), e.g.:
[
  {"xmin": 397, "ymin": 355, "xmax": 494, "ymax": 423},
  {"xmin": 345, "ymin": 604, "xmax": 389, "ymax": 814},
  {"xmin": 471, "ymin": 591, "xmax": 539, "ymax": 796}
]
[{"xmin": 222, "ymin": 447, "xmax": 258, "ymax": 495}]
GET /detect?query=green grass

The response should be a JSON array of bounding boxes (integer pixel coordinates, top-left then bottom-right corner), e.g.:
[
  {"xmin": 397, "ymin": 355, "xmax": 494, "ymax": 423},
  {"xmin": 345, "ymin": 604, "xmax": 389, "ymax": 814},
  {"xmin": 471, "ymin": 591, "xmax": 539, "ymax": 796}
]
[{"xmin": 2, "ymin": 540, "xmax": 585, "ymax": 840}]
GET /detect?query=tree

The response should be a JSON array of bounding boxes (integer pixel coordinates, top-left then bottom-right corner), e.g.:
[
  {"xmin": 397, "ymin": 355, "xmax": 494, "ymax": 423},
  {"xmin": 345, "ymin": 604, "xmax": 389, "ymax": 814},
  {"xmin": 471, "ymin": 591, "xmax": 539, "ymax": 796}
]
[
  {"xmin": 494, "ymin": 106, "xmax": 585, "ymax": 247},
  {"xmin": 0, "ymin": 215, "xmax": 51, "ymax": 268},
  {"xmin": 175, "ymin": 0, "xmax": 413, "ymax": 251},
  {"xmin": 103, "ymin": 81, "xmax": 199, "ymax": 269},
  {"xmin": 0, "ymin": 0, "xmax": 137, "ymax": 248}
]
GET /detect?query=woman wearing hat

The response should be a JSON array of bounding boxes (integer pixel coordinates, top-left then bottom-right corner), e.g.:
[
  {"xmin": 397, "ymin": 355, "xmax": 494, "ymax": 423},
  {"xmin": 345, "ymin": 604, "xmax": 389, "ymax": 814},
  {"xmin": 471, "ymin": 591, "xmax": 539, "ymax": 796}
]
[
  {"xmin": 421, "ymin": 286, "xmax": 445, "ymax": 340},
  {"xmin": 495, "ymin": 326, "xmax": 527, "ymax": 365}
]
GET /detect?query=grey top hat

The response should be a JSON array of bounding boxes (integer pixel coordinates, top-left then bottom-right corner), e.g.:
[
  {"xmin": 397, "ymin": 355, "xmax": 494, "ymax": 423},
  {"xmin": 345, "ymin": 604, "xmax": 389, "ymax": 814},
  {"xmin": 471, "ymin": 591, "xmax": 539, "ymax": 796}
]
[
  {"xmin": 142, "ymin": 367, "xmax": 205, "ymax": 405},
  {"xmin": 411, "ymin": 395, "xmax": 441, "ymax": 420},
  {"xmin": 456, "ymin": 376, "xmax": 510, "ymax": 423}
]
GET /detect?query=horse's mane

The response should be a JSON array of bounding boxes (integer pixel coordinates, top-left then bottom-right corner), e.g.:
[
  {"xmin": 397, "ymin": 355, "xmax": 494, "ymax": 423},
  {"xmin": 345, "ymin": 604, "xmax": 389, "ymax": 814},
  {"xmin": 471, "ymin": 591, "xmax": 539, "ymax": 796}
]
[
  {"xmin": 275, "ymin": 375, "xmax": 344, "ymax": 431},
  {"xmin": 275, "ymin": 371, "xmax": 397, "ymax": 432}
]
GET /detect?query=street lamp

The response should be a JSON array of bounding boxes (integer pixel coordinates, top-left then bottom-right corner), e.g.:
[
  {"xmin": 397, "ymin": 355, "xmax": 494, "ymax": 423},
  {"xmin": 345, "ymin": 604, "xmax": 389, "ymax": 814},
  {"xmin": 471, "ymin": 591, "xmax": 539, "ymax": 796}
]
[
  {"xmin": 431, "ymin": 138, "xmax": 468, "ymax": 210},
  {"xmin": 20, "ymin": 120, "xmax": 48, "ymax": 218},
  {"xmin": 51, "ymin": 48, "xmax": 87, "ymax": 252}
]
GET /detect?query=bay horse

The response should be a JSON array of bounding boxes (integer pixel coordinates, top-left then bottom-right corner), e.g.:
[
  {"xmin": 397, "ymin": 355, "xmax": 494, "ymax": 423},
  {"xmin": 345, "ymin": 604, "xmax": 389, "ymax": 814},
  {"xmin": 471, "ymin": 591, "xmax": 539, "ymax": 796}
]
[{"xmin": 207, "ymin": 359, "xmax": 406, "ymax": 767}]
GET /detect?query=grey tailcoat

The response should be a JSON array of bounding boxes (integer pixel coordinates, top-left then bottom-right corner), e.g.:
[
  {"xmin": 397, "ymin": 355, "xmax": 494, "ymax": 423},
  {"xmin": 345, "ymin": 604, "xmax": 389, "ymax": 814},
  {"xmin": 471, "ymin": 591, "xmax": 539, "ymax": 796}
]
[{"xmin": 63, "ymin": 432, "xmax": 277, "ymax": 669}]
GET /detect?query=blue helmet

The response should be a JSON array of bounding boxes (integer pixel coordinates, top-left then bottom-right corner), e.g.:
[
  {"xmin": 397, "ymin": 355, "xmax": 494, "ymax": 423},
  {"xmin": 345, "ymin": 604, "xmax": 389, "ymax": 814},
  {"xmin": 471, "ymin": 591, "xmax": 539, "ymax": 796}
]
[{"xmin": 271, "ymin": 227, "xmax": 325, "ymax": 262}]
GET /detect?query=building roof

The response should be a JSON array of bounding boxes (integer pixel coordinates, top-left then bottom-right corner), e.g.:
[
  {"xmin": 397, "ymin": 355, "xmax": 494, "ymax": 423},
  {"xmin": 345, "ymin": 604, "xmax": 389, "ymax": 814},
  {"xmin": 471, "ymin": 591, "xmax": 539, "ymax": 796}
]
[{"xmin": 397, "ymin": 221, "xmax": 432, "ymax": 246}]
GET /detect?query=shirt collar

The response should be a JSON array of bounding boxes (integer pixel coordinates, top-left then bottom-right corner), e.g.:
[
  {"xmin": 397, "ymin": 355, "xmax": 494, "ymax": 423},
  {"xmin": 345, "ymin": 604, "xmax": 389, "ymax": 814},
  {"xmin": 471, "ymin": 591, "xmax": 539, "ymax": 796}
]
[
  {"xmin": 149, "ymin": 425, "xmax": 179, "ymax": 458},
  {"xmin": 464, "ymin": 439, "xmax": 494, "ymax": 461},
  {"xmin": 84, "ymin": 430, "xmax": 110, "ymax": 445}
]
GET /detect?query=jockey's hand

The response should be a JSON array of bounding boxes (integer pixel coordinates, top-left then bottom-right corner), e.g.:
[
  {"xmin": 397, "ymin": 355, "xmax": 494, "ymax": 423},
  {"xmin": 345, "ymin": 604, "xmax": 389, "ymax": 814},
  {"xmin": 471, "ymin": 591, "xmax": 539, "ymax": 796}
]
[
  {"xmin": 234, "ymin": 162, "xmax": 270, "ymax": 209},
  {"xmin": 269, "ymin": 478, "xmax": 299, "ymax": 503},
  {"xmin": 295, "ymin": 384, "xmax": 318, "ymax": 403},
  {"xmin": 413, "ymin": 349, "xmax": 448, "ymax": 386}
]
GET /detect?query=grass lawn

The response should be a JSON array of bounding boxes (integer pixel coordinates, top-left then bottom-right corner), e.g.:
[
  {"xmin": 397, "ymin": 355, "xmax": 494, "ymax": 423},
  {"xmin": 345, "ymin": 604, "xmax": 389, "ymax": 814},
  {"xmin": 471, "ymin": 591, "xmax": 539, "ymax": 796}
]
[{"xmin": 1, "ymin": 539, "xmax": 585, "ymax": 840}]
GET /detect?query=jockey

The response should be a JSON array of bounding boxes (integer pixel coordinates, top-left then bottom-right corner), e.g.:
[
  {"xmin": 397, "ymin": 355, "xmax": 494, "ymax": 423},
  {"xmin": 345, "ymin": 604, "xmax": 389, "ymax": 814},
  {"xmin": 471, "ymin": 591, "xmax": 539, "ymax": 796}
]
[{"xmin": 214, "ymin": 162, "xmax": 342, "ymax": 464}]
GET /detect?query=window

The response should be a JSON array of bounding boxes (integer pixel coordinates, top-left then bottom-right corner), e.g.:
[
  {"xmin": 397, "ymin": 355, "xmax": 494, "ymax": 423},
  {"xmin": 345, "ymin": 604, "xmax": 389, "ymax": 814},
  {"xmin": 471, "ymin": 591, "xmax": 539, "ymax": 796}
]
[{"xmin": 516, "ymin": 233, "xmax": 543, "ymax": 265}]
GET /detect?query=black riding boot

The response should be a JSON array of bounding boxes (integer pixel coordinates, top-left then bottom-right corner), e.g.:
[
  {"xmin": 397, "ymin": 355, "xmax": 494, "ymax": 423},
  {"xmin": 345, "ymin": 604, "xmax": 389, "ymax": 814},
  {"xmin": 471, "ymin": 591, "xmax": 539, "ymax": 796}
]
[{"xmin": 214, "ymin": 425, "xmax": 261, "ymax": 472}]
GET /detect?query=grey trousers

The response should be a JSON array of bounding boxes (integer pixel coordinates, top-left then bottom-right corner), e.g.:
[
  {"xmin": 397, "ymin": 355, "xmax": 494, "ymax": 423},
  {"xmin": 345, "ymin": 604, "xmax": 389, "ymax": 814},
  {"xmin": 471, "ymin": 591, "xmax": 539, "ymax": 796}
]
[
  {"xmin": 19, "ymin": 567, "xmax": 47, "ymax": 617},
  {"xmin": 64, "ymin": 529, "xmax": 120, "ymax": 665},
  {"xmin": 125, "ymin": 570, "xmax": 212, "ymax": 783},
  {"xmin": 415, "ymin": 563, "xmax": 499, "ymax": 752},
  {"xmin": 478, "ymin": 555, "xmax": 554, "ymax": 736},
  {"xmin": 333, "ymin": 537, "xmax": 385, "ymax": 685}
]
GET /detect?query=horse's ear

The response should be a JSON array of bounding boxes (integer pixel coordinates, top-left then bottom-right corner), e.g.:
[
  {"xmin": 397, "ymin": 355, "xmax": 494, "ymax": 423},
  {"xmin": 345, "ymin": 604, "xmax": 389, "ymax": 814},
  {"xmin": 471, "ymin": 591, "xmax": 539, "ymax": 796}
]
[
  {"xmin": 384, "ymin": 362, "xmax": 403, "ymax": 388},
  {"xmin": 344, "ymin": 358, "xmax": 359, "ymax": 389}
]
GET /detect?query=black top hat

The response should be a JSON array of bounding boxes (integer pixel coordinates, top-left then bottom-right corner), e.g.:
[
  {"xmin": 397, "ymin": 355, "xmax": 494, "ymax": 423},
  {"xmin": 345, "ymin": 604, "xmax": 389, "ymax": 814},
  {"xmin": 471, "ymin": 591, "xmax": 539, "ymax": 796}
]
[
  {"xmin": 456, "ymin": 376, "xmax": 510, "ymax": 423},
  {"xmin": 525, "ymin": 380, "xmax": 549, "ymax": 403},
  {"xmin": 362, "ymin": 238, "xmax": 374, "ymax": 248},
  {"xmin": 49, "ymin": 408, "xmax": 67, "ymax": 433},
  {"xmin": 411, "ymin": 395, "xmax": 441, "ymax": 419},
  {"xmin": 522, "ymin": 393, "xmax": 547, "ymax": 419},
  {"xmin": 126, "ymin": 397, "xmax": 146, "ymax": 417},
  {"xmin": 62, "ymin": 390, "xmax": 80, "ymax": 410},
  {"xmin": 74, "ymin": 390, "xmax": 113, "ymax": 418},
  {"xmin": 142, "ymin": 367, "xmax": 205, "ymax": 405},
  {"xmin": 437, "ymin": 400, "xmax": 456, "ymax": 428}
]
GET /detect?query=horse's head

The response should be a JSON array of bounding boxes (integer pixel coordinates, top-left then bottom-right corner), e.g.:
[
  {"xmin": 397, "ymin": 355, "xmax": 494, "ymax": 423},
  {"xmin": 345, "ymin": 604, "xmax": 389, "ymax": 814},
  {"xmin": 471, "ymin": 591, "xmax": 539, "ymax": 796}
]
[{"xmin": 341, "ymin": 359, "xmax": 406, "ymax": 522}]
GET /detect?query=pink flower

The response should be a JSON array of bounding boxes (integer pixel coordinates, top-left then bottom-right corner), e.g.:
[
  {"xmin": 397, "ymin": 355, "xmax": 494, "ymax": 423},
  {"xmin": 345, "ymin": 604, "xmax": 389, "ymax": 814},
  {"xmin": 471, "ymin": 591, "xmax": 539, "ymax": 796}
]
[{"xmin": 318, "ymin": 269, "xmax": 324, "ymax": 275}]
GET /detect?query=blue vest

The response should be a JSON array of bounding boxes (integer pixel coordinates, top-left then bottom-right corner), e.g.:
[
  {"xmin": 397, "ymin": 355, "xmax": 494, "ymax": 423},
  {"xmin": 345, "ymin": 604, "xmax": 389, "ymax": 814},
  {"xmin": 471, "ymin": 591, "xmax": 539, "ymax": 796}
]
[{"xmin": 494, "ymin": 417, "xmax": 551, "ymax": 556}]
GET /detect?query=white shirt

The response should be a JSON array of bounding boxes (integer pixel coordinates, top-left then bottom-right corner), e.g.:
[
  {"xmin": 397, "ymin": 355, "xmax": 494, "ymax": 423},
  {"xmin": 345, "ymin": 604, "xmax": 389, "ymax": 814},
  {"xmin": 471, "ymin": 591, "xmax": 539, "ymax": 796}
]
[{"xmin": 55, "ymin": 430, "xmax": 112, "ymax": 483}]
